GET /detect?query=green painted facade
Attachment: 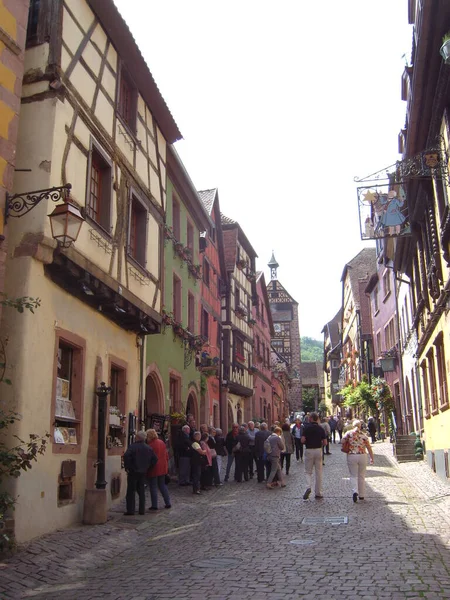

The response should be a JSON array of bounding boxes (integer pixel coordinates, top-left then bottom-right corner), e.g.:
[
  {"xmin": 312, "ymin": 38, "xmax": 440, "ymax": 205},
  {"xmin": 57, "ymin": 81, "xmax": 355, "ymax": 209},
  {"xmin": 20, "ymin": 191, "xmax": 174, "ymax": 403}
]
[{"xmin": 145, "ymin": 177, "xmax": 204, "ymax": 422}]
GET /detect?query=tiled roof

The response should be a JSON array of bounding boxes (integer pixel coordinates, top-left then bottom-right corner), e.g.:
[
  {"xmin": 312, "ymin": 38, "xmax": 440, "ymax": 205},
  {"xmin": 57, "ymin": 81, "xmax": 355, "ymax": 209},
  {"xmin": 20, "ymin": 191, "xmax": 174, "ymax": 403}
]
[
  {"xmin": 221, "ymin": 213, "xmax": 236, "ymax": 225},
  {"xmin": 198, "ymin": 189, "xmax": 217, "ymax": 215},
  {"xmin": 342, "ymin": 248, "xmax": 377, "ymax": 309},
  {"xmin": 299, "ymin": 361, "xmax": 324, "ymax": 385},
  {"xmin": 223, "ymin": 228, "xmax": 238, "ymax": 271},
  {"xmin": 91, "ymin": 0, "xmax": 182, "ymax": 143}
]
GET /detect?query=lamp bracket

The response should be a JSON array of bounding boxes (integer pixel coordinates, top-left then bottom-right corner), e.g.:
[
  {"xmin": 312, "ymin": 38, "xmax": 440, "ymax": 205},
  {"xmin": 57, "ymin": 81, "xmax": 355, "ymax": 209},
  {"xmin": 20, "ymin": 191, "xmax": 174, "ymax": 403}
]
[{"xmin": 5, "ymin": 184, "xmax": 72, "ymax": 222}]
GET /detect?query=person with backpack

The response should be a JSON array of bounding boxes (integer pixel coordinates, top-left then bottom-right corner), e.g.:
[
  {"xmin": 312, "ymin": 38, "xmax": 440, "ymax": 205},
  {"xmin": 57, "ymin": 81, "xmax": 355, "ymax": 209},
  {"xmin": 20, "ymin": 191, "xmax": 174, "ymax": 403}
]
[{"xmin": 265, "ymin": 426, "xmax": 286, "ymax": 489}]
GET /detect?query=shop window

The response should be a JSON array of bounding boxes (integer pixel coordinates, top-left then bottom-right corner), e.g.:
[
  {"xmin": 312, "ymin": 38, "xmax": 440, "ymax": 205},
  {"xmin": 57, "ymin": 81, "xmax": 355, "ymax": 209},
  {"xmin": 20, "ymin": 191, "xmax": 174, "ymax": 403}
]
[
  {"xmin": 128, "ymin": 194, "xmax": 147, "ymax": 267},
  {"xmin": 53, "ymin": 332, "xmax": 85, "ymax": 454},
  {"xmin": 108, "ymin": 361, "xmax": 127, "ymax": 454},
  {"xmin": 118, "ymin": 68, "xmax": 137, "ymax": 131},
  {"xmin": 87, "ymin": 143, "xmax": 112, "ymax": 233}
]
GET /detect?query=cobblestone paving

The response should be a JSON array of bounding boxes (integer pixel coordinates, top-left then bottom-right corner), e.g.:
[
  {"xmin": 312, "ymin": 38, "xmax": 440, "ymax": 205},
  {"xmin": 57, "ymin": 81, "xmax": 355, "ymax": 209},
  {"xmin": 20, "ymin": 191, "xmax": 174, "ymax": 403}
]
[{"xmin": 1, "ymin": 441, "xmax": 450, "ymax": 600}]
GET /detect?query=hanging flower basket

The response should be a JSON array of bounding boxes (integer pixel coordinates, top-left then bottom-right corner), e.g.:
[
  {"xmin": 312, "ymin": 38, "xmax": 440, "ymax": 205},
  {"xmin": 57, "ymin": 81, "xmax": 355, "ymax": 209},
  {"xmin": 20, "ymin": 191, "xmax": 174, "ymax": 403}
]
[
  {"xmin": 236, "ymin": 258, "xmax": 247, "ymax": 270},
  {"xmin": 235, "ymin": 306, "xmax": 247, "ymax": 319},
  {"xmin": 248, "ymin": 318, "xmax": 256, "ymax": 327}
]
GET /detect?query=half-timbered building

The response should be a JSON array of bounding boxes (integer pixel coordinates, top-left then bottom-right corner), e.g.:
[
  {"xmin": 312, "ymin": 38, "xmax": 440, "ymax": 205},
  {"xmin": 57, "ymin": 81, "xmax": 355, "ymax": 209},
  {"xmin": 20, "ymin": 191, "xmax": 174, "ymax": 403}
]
[{"xmin": 1, "ymin": 0, "xmax": 181, "ymax": 542}]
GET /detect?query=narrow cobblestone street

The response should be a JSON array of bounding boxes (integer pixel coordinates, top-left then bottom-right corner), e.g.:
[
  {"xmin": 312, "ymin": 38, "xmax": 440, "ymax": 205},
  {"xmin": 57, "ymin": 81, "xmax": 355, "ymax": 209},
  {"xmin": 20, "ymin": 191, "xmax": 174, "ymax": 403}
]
[{"xmin": 1, "ymin": 442, "xmax": 450, "ymax": 600}]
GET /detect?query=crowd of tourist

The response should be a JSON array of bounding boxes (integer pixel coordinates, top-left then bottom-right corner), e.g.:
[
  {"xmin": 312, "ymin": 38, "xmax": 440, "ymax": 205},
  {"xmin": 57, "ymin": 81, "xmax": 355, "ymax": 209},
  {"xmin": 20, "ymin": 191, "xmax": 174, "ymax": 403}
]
[{"xmin": 122, "ymin": 413, "xmax": 375, "ymax": 515}]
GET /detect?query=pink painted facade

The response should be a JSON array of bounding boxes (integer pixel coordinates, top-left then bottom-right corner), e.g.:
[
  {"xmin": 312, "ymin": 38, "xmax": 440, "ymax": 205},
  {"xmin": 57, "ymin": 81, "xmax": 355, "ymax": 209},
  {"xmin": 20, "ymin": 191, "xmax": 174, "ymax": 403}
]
[
  {"xmin": 198, "ymin": 189, "xmax": 227, "ymax": 427},
  {"xmin": 252, "ymin": 273, "xmax": 274, "ymax": 423}
]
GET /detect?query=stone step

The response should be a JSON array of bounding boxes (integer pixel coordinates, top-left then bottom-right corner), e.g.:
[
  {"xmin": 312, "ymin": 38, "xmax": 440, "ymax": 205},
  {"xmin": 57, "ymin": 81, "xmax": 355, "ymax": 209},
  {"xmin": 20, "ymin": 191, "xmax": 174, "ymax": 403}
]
[{"xmin": 397, "ymin": 454, "xmax": 423, "ymax": 463}]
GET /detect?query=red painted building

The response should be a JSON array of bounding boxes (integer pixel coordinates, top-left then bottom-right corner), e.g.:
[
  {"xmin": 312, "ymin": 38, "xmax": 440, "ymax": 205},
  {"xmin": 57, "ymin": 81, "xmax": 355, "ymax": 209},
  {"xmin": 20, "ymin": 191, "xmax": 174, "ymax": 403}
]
[
  {"xmin": 198, "ymin": 189, "xmax": 227, "ymax": 427},
  {"xmin": 252, "ymin": 272, "xmax": 274, "ymax": 423}
]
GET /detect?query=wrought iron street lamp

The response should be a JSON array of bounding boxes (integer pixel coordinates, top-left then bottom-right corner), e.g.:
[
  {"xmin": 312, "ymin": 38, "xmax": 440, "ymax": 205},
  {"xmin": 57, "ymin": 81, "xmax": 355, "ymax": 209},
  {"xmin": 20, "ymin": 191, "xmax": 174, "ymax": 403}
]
[
  {"xmin": 4, "ymin": 183, "xmax": 84, "ymax": 247},
  {"xmin": 48, "ymin": 201, "xmax": 84, "ymax": 248}
]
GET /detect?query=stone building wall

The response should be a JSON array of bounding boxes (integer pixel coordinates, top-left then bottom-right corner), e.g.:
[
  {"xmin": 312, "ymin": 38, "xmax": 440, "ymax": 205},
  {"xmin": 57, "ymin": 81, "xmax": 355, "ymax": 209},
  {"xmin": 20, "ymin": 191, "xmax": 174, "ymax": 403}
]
[{"xmin": 0, "ymin": 0, "xmax": 29, "ymax": 285}]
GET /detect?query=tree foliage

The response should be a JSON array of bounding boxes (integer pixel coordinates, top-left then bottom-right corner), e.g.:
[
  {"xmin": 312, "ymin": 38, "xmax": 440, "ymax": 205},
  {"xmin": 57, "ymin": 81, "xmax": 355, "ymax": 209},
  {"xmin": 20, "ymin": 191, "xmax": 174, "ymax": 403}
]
[
  {"xmin": 302, "ymin": 387, "xmax": 317, "ymax": 413},
  {"xmin": 301, "ymin": 337, "xmax": 324, "ymax": 362}
]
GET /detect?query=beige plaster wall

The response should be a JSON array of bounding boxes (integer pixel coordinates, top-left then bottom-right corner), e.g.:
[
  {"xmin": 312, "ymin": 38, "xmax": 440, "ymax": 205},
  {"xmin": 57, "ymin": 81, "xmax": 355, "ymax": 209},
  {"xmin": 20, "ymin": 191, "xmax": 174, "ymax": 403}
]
[{"xmin": 3, "ymin": 256, "xmax": 139, "ymax": 543}]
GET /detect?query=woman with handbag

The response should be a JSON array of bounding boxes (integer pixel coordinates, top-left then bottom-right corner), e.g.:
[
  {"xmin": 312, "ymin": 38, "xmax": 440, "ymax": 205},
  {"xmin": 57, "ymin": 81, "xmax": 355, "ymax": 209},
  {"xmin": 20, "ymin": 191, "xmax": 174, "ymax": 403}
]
[
  {"xmin": 200, "ymin": 432, "xmax": 213, "ymax": 490},
  {"xmin": 146, "ymin": 429, "xmax": 171, "ymax": 510},
  {"xmin": 342, "ymin": 419, "xmax": 374, "ymax": 503},
  {"xmin": 191, "ymin": 431, "xmax": 207, "ymax": 495}
]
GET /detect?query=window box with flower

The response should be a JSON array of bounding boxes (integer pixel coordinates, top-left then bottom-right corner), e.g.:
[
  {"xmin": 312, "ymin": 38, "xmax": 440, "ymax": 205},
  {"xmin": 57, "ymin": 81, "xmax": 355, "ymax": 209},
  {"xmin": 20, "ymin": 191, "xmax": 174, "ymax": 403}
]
[{"xmin": 235, "ymin": 306, "xmax": 247, "ymax": 319}]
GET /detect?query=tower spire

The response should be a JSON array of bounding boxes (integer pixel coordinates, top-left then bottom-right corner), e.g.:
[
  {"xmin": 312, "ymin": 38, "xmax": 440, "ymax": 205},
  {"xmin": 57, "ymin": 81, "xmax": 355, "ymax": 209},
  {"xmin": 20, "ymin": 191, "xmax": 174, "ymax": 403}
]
[{"xmin": 268, "ymin": 251, "xmax": 279, "ymax": 280}]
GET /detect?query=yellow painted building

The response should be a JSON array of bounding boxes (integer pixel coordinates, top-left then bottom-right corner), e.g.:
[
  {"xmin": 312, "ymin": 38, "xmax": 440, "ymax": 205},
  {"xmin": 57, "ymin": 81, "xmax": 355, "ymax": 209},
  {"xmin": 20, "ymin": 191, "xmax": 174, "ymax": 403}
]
[{"xmin": 1, "ymin": 0, "xmax": 181, "ymax": 542}]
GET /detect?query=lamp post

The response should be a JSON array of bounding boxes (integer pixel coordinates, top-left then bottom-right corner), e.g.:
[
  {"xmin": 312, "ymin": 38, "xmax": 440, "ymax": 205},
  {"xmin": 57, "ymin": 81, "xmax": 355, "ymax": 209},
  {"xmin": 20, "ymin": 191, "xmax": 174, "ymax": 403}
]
[
  {"xmin": 4, "ymin": 183, "xmax": 84, "ymax": 247},
  {"xmin": 95, "ymin": 381, "xmax": 112, "ymax": 490}
]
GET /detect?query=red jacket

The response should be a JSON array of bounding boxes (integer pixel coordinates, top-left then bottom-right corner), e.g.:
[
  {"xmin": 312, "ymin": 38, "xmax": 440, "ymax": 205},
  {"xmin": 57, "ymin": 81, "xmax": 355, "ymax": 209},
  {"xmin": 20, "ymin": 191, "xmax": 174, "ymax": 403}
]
[{"xmin": 147, "ymin": 438, "xmax": 168, "ymax": 477}]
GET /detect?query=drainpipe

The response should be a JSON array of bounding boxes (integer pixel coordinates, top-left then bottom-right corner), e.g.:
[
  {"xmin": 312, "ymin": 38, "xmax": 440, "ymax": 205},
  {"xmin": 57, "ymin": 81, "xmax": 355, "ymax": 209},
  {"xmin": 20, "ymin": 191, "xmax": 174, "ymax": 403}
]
[{"xmin": 138, "ymin": 333, "xmax": 146, "ymax": 429}]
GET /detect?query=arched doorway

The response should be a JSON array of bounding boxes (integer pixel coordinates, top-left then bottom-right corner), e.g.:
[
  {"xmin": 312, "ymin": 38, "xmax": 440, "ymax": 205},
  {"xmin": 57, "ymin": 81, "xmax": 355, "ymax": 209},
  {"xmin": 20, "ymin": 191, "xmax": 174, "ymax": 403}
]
[
  {"xmin": 186, "ymin": 392, "xmax": 198, "ymax": 423},
  {"xmin": 145, "ymin": 372, "xmax": 163, "ymax": 428}
]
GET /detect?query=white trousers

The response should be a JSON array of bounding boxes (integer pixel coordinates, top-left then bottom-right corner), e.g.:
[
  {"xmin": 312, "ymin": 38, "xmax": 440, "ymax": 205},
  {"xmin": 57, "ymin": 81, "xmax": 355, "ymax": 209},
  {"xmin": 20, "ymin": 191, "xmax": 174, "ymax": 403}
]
[
  {"xmin": 304, "ymin": 448, "xmax": 323, "ymax": 495},
  {"xmin": 347, "ymin": 453, "xmax": 368, "ymax": 497}
]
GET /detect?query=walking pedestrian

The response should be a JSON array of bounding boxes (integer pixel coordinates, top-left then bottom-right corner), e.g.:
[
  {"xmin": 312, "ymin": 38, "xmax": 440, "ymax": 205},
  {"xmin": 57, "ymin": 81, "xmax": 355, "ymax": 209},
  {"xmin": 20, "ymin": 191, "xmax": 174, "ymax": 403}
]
[
  {"xmin": 329, "ymin": 415, "xmax": 337, "ymax": 443},
  {"xmin": 321, "ymin": 417, "xmax": 332, "ymax": 457},
  {"xmin": 224, "ymin": 423, "xmax": 239, "ymax": 481},
  {"xmin": 280, "ymin": 422, "xmax": 294, "ymax": 475},
  {"xmin": 146, "ymin": 429, "xmax": 171, "ymax": 510},
  {"xmin": 292, "ymin": 417, "xmax": 304, "ymax": 462},
  {"xmin": 234, "ymin": 426, "xmax": 251, "ymax": 483},
  {"xmin": 123, "ymin": 430, "xmax": 157, "ymax": 515},
  {"xmin": 266, "ymin": 426, "xmax": 286, "ymax": 489},
  {"xmin": 336, "ymin": 415, "xmax": 344, "ymax": 441},
  {"xmin": 343, "ymin": 419, "xmax": 374, "ymax": 502},
  {"xmin": 254, "ymin": 422, "xmax": 271, "ymax": 482},
  {"xmin": 301, "ymin": 412, "xmax": 327, "ymax": 500},
  {"xmin": 367, "ymin": 417, "xmax": 377, "ymax": 444},
  {"xmin": 246, "ymin": 420, "xmax": 257, "ymax": 478}
]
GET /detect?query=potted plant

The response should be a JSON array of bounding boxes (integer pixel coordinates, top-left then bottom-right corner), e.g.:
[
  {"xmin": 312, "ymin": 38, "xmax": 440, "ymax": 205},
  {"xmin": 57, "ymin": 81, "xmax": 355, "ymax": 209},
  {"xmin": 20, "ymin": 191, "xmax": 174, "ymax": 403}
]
[{"xmin": 440, "ymin": 31, "xmax": 450, "ymax": 64}]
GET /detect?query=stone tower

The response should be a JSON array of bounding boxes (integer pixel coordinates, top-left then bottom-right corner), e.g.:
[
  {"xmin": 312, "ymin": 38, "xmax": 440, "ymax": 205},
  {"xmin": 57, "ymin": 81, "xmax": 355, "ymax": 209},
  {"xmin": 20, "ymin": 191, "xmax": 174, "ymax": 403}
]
[{"xmin": 267, "ymin": 253, "xmax": 302, "ymax": 411}]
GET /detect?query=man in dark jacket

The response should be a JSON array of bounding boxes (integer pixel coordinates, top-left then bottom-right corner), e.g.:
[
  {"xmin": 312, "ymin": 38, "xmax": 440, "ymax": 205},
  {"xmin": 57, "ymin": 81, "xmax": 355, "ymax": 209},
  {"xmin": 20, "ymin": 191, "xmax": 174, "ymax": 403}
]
[
  {"xmin": 254, "ymin": 422, "xmax": 271, "ymax": 482},
  {"xmin": 123, "ymin": 430, "xmax": 157, "ymax": 515},
  {"xmin": 175, "ymin": 425, "xmax": 192, "ymax": 486}
]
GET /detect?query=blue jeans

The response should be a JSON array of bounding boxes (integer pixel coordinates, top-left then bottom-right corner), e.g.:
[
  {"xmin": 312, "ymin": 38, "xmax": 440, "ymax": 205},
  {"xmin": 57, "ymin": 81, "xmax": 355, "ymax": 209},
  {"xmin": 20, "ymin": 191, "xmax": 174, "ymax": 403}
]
[
  {"xmin": 225, "ymin": 454, "xmax": 234, "ymax": 480},
  {"xmin": 148, "ymin": 475, "xmax": 171, "ymax": 508}
]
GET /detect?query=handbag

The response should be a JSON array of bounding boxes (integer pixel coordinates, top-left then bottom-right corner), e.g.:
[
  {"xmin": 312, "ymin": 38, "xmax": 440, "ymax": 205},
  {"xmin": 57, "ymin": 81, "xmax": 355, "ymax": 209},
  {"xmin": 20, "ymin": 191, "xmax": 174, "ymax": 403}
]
[
  {"xmin": 341, "ymin": 435, "xmax": 351, "ymax": 453},
  {"xmin": 210, "ymin": 448, "xmax": 217, "ymax": 459},
  {"xmin": 232, "ymin": 442, "xmax": 241, "ymax": 454}
]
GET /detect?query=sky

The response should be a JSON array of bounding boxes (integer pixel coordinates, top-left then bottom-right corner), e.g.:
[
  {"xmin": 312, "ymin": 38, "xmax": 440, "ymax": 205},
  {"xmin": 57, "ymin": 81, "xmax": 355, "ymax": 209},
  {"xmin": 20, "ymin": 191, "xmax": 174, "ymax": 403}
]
[{"xmin": 113, "ymin": 0, "xmax": 413, "ymax": 340}]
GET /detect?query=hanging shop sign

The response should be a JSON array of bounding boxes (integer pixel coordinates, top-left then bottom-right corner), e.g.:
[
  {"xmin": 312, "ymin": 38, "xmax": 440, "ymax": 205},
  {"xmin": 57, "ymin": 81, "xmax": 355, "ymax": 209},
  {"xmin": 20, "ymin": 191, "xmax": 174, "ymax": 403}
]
[
  {"xmin": 357, "ymin": 183, "xmax": 411, "ymax": 240},
  {"xmin": 355, "ymin": 135, "xmax": 450, "ymax": 241}
]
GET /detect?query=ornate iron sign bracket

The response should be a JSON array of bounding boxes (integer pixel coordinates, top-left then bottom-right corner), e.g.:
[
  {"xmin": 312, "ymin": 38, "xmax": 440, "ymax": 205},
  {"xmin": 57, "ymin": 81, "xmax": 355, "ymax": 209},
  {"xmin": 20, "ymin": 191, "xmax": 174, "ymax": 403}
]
[{"xmin": 5, "ymin": 184, "xmax": 72, "ymax": 222}]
